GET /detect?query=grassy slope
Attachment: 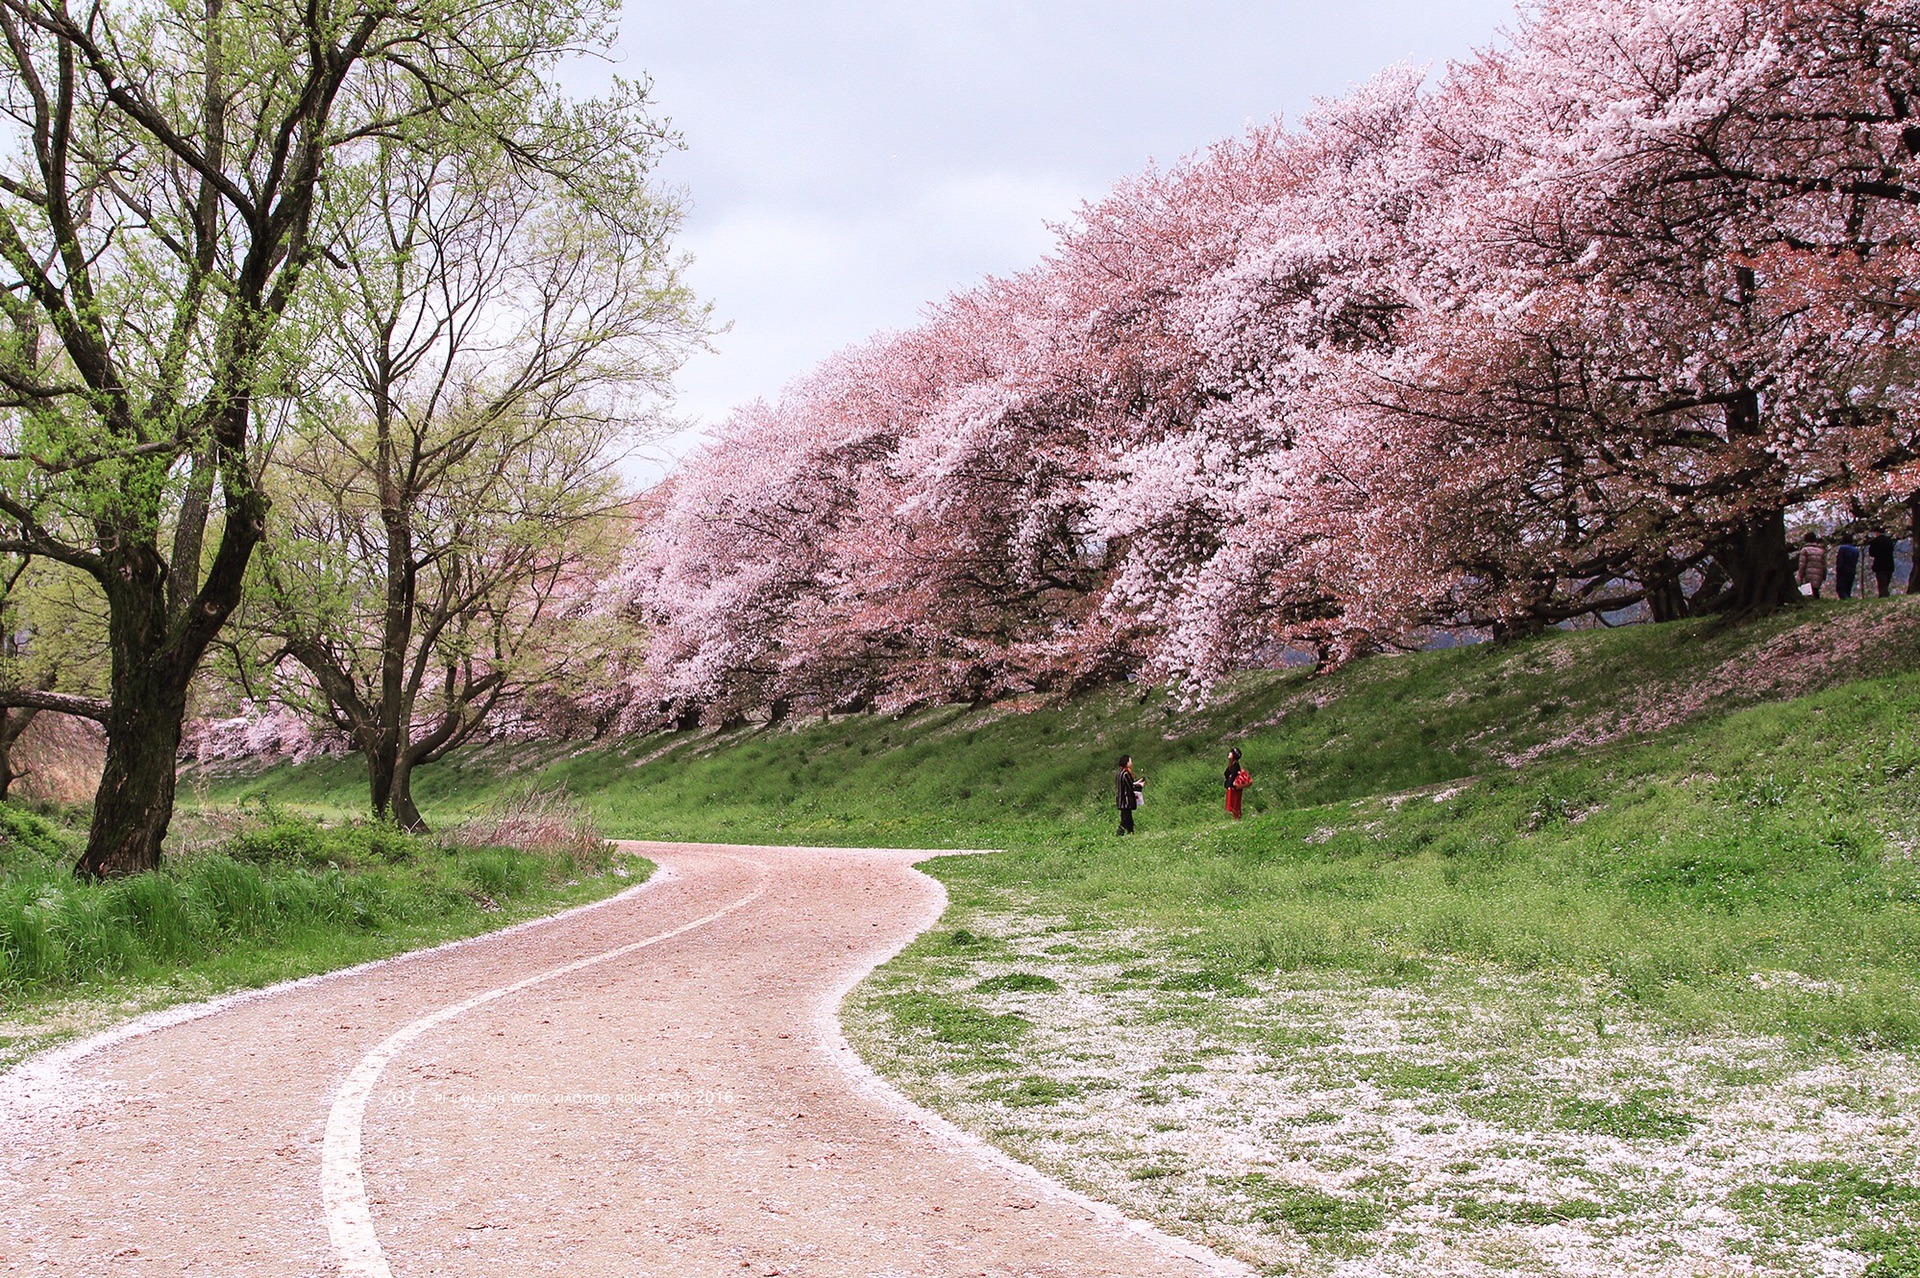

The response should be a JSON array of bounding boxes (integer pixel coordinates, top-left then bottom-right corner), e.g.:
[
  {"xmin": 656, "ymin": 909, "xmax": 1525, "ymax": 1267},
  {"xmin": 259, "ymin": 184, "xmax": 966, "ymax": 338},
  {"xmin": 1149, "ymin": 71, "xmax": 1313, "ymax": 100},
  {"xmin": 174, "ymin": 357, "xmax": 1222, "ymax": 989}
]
[
  {"xmin": 199, "ymin": 602, "xmax": 1920, "ymax": 1275},
  {"xmin": 216, "ymin": 598, "xmax": 1915, "ymax": 829},
  {"xmin": 208, "ymin": 603, "xmax": 1920, "ymax": 1038}
]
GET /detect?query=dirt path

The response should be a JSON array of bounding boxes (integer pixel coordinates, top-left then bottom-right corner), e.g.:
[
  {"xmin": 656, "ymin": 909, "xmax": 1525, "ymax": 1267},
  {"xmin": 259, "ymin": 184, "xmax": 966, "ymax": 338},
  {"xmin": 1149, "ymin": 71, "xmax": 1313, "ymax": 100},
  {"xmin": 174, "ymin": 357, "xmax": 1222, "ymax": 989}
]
[{"xmin": 0, "ymin": 842, "xmax": 1245, "ymax": 1277}]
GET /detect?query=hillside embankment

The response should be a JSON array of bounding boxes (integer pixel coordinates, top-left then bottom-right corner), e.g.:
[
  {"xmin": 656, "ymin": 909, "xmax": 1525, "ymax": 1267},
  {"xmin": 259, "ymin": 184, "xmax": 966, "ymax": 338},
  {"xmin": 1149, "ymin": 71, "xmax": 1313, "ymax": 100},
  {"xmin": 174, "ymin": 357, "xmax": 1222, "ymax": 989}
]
[
  {"xmin": 205, "ymin": 597, "xmax": 1920, "ymax": 853},
  {"xmin": 192, "ymin": 601, "xmax": 1920, "ymax": 1276}
]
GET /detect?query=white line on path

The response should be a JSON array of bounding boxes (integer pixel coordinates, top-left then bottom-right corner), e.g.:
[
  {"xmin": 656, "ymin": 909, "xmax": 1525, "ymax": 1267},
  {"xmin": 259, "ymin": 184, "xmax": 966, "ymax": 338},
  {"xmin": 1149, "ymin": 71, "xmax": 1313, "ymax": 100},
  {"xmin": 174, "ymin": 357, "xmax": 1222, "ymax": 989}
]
[{"xmin": 320, "ymin": 854, "xmax": 771, "ymax": 1278}]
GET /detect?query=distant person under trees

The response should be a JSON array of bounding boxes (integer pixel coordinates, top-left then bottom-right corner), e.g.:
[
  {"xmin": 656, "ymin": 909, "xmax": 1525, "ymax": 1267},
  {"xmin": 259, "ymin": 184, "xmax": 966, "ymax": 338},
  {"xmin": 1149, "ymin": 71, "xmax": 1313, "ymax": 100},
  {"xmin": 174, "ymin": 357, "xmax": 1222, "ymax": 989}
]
[
  {"xmin": 1224, "ymin": 747, "xmax": 1249, "ymax": 820},
  {"xmin": 1835, "ymin": 532, "xmax": 1860, "ymax": 600},
  {"xmin": 1795, "ymin": 533, "xmax": 1827, "ymax": 599},
  {"xmin": 1115, "ymin": 755, "xmax": 1143, "ymax": 836},
  {"xmin": 1867, "ymin": 528, "xmax": 1897, "ymax": 598}
]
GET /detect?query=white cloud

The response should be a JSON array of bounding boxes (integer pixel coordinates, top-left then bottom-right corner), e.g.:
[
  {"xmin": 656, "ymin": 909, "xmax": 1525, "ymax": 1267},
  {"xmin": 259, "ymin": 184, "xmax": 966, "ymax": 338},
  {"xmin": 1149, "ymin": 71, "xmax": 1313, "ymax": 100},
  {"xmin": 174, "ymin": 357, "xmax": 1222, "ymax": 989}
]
[{"xmin": 662, "ymin": 169, "xmax": 1083, "ymax": 436}]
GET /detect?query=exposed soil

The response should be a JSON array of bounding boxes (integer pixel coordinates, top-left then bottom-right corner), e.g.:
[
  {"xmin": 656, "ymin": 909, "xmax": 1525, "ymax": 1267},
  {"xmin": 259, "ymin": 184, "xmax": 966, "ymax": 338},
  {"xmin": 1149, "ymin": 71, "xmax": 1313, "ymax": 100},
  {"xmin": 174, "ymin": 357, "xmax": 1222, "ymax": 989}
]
[{"xmin": 0, "ymin": 842, "xmax": 1242, "ymax": 1277}]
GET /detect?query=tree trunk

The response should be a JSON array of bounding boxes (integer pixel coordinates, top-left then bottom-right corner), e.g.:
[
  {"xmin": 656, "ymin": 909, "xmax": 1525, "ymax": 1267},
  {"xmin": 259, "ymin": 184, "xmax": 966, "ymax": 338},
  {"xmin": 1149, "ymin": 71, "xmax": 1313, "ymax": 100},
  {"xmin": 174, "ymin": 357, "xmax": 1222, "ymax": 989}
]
[
  {"xmin": 75, "ymin": 491, "xmax": 265, "ymax": 879},
  {"xmin": 76, "ymin": 679, "xmax": 188, "ymax": 879},
  {"xmin": 390, "ymin": 751, "xmax": 426, "ymax": 832},
  {"xmin": 1642, "ymin": 559, "xmax": 1688, "ymax": 623},
  {"xmin": 366, "ymin": 731, "xmax": 398, "ymax": 823},
  {"xmin": 1646, "ymin": 578, "xmax": 1688, "ymax": 623},
  {"xmin": 1708, "ymin": 506, "xmax": 1796, "ymax": 615},
  {"xmin": 1489, "ymin": 613, "xmax": 1550, "ymax": 643},
  {"xmin": 359, "ymin": 730, "xmax": 427, "ymax": 831},
  {"xmin": 1705, "ymin": 386, "xmax": 1795, "ymax": 615}
]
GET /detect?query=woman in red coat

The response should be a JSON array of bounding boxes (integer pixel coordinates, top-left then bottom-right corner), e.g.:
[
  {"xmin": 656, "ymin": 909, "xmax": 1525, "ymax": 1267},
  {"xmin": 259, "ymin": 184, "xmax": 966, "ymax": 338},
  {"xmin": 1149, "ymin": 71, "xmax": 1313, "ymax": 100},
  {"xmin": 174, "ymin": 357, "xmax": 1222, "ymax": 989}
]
[{"xmin": 1224, "ymin": 747, "xmax": 1249, "ymax": 820}]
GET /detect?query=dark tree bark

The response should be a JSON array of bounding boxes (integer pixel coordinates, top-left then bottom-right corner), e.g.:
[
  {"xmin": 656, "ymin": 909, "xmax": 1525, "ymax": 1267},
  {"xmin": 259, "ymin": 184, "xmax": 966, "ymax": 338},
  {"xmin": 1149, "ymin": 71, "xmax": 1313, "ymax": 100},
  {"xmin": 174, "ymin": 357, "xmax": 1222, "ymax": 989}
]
[
  {"xmin": 81, "ymin": 683, "xmax": 191, "ymax": 878},
  {"xmin": 1702, "ymin": 388, "xmax": 1796, "ymax": 616},
  {"xmin": 1708, "ymin": 506, "xmax": 1797, "ymax": 616},
  {"xmin": 1644, "ymin": 563, "xmax": 1689, "ymax": 624},
  {"xmin": 389, "ymin": 752, "xmax": 425, "ymax": 832},
  {"xmin": 365, "ymin": 730, "xmax": 399, "ymax": 827},
  {"xmin": 76, "ymin": 514, "xmax": 263, "ymax": 878}
]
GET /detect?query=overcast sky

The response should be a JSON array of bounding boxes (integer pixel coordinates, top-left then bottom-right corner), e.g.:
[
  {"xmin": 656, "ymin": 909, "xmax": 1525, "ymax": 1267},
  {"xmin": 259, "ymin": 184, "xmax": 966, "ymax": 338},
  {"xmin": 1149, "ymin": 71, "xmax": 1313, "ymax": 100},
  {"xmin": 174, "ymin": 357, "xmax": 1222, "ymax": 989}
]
[{"xmin": 595, "ymin": 1, "xmax": 1518, "ymax": 475}]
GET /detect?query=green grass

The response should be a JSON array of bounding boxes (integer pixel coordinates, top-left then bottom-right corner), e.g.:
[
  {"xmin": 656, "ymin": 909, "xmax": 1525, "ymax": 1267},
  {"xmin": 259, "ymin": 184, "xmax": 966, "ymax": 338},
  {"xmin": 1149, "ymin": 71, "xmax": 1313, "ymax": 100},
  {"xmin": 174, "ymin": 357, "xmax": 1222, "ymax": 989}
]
[
  {"xmin": 0, "ymin": 802, "xmax": 647, "ymax": 1066},
  {"xmin": 193, "ymin": 602, "xmax": 1920, "ymax": 1273},
  {"xmin": 1228, "ymin": 1174, "xmax": 1385, "ymax": 1241}
]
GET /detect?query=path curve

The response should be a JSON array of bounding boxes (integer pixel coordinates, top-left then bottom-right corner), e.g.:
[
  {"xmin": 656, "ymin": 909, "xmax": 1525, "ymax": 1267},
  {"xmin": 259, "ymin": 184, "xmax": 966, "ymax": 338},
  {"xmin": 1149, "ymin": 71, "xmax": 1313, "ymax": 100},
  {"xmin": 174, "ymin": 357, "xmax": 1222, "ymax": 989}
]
[{"xmin": 1, "ymin": 842, "xmax": 1248, "ymax": 1277}]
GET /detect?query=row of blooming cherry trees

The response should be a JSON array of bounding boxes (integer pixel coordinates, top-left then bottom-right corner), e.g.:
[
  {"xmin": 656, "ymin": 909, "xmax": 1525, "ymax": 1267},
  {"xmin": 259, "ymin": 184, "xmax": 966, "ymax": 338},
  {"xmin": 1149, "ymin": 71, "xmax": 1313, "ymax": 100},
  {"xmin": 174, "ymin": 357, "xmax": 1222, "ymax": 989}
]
[{"xmin": 625, "ymin": 0, "xmax": 1920, "ymax": 724}]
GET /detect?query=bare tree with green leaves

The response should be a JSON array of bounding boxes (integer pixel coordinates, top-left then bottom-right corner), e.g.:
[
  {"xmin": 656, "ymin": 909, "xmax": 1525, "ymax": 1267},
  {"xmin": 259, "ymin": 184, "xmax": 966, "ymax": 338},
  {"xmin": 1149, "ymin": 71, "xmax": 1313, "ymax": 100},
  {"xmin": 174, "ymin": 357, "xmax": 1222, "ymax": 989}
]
[
  {"xmin": 226, "ymin": 124, "xmax": 702, "ymax": 828},
  {"xmin": 0, "ymin": 0, "xmax": 637, "ymax": 876}
]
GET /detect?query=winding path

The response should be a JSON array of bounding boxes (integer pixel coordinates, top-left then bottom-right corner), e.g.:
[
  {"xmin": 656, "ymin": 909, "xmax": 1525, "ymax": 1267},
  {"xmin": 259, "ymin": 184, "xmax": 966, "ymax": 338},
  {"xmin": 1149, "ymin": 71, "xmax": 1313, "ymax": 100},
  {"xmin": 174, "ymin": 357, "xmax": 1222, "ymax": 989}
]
[{"xmin": 1, "ymin": 842, "xmax": 1244, "ymax": 1277}]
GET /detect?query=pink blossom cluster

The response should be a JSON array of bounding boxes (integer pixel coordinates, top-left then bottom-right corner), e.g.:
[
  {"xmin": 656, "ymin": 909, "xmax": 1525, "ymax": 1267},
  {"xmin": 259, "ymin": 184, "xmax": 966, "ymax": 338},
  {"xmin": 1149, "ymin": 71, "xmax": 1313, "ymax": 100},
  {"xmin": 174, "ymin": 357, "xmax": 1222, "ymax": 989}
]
[
  {"xmin": 185, "ymin": 703, "xmax": 349, "ymax": 764},
  {"xmin": 633, "ymin": 0, "xmax": 1920, "ymax": 722}
]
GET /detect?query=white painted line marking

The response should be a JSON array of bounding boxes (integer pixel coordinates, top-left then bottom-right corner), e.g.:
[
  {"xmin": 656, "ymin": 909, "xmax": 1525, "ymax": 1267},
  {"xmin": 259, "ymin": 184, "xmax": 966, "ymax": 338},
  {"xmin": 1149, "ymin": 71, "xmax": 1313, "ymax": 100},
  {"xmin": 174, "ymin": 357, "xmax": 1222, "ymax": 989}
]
[{"xmin": 320, "ymin": 856, "xmax": 770, "ymax": 1278}]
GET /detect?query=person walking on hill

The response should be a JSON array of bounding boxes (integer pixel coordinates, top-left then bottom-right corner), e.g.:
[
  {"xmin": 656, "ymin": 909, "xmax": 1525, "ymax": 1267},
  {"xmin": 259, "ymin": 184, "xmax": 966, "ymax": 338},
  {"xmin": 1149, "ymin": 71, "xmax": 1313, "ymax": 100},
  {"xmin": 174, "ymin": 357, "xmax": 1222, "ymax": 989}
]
[
  {"xmin": 1867, "ymin": 526, "xmax": 1898, "ymax": 598},
  {"xmin": 1795, "ymin": 532, "xmax": 1828, "ymax": 599},
  {"xmin": 1115, "ymin": 755, "xmax": 1143, "ymax": 836},
  {"xmin": 1835, "ymin": 530, "xmax": 1861, "ymax": 600},
  {"xmin": 1224, "ymin": 747, "xmax": 1249, "ymax": 820}
]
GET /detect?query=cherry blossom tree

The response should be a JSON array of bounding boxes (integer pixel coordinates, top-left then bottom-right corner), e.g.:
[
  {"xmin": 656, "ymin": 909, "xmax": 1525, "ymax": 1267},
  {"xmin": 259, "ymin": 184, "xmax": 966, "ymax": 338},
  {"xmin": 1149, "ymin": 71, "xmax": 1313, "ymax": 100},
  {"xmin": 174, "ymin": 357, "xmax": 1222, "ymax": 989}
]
[{"xmin": 631, "ymin": 0, "xmax": 1920, "ymax": 717}]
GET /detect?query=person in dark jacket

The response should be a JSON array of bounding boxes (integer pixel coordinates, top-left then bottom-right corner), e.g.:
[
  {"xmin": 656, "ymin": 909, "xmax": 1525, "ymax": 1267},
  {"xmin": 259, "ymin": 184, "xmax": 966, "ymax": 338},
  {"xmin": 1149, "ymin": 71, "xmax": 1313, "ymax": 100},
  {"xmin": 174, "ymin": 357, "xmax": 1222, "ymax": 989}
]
[
  {"xmin": 1115, "ymin": 755, "xmax": 1143, "ymax": 835},
  {"xmin": 1835, "ymin": 530, "xmax": 1861, "ymax": 600},
  {"xmin": 1867, "ymin": 526, "xmax": 1898, "ymax": 598},
  {"xmin": 1223, "ymin": 747, "xmax": 1248, "ymax": 820}
]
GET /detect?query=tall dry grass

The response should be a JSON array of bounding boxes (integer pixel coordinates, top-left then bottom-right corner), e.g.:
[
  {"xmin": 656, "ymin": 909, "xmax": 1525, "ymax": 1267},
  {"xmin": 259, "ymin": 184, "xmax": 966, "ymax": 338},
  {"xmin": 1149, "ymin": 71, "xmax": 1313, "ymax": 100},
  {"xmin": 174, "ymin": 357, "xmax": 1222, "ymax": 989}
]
[{"xmin": 439, "ymin": 784, "xmax": 612, "ymax": 869}]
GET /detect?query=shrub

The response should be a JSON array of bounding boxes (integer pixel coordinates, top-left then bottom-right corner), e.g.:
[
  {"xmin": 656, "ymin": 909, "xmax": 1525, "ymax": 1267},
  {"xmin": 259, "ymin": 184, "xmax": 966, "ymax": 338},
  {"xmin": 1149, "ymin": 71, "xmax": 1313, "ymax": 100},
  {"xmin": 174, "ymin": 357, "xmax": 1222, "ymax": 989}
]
[
  {"xmin": 0, "ymin": 804, "xmax": 70, "ymax": 869},
  {"xmin": 220, "ymin": 813, "xmax": 431, "ymax": 870},
  {"xmin": 462, "ymin": 851, "xmax": 516, "ymax": 898},
  {"xmin": 187, "ymin": 856, "xmax": 275, "ymax": 935},
  {"xmin": 0, "ymin": 884, "xmax": 59, "ymax": 984},
  {"xmin": 225, "ymin": 820, "xmax": 335, "ymax": 868}
]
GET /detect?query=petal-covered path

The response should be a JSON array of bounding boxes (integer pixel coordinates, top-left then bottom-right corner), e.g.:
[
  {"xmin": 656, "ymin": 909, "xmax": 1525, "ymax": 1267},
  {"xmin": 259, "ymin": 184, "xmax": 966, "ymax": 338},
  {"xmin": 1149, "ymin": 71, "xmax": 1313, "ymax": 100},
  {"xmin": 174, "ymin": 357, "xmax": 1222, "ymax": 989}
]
[{"xmin": 1, "ymin": 842, "xmax": 1244, "ymax": 1277}]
